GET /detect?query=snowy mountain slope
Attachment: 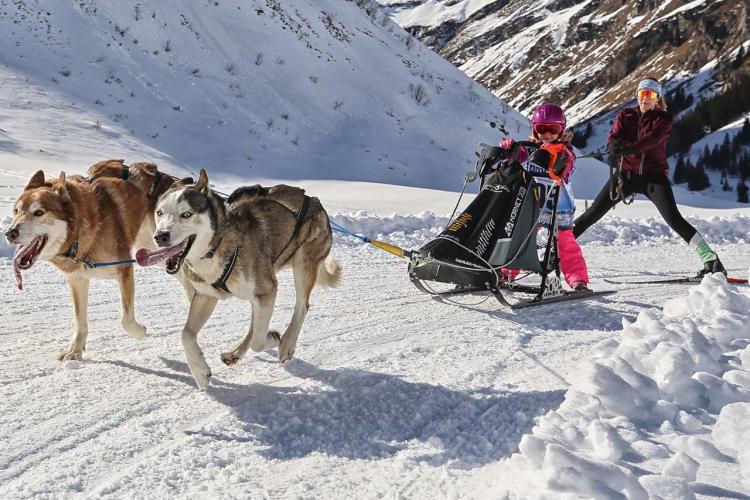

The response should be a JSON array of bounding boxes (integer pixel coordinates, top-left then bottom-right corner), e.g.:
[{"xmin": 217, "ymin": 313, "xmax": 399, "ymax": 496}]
[{"xmin": 0, "ymin": 0, "xmax": 539, "ymax": 191}]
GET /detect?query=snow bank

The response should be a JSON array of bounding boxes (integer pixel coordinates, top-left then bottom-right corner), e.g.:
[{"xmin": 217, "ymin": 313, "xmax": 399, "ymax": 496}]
[
  {"xmin": 3, "ymin": 211, "xmax": 749, "ymax": 262},
  {"xmin": 576, "ymin": 214, "xmax": 750, "ymax": 246},
  {"xmin": 331, "ymin": 212, "xmax": 750, "ymax": 250},
  {"xmin": 470, "ymin": 273, "xmax": 750, "ymax": 498}
]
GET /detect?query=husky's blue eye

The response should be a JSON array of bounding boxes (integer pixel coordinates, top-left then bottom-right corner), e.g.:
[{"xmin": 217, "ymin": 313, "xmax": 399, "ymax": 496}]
[
  {"xmin": 181, "ymin": 212, "xmax": 192, "ymax": 219},
  {"xmin": 33, "ymin": 210, "xmax": 44, "ymax": 216}
]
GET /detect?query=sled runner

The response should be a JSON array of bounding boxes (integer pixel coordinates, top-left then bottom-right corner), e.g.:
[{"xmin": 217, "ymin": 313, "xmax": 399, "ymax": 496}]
[
  {"xmin": 408, "ymin": 141, "xmax": 614, "ymax": 309},
  {"xmin": 604, "ymin": 276, "xmax": 748, "ymax": 285}
]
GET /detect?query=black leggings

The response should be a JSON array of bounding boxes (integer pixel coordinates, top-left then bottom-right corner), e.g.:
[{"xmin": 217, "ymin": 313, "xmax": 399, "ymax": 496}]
[{"xmin": 573, "ymin": 172, "xmax": 697, "ymax": 243}]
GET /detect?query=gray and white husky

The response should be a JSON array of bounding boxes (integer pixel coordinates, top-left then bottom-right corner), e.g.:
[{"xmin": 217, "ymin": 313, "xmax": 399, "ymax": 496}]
[{"xmin": 137, "ymin": 169, "xmax": 342, "ymax": 389}]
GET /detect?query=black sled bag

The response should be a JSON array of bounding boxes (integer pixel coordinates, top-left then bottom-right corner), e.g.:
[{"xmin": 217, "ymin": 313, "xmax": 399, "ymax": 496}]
[{"xmin": 409, "ymin": 161, "xmax": 548, "ymax": 288}]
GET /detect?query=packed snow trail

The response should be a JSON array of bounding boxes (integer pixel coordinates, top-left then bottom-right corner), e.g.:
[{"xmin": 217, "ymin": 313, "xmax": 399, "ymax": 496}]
[{"xmin": 1, "ymin": 217, "xmax": 749, "ymax": 498}]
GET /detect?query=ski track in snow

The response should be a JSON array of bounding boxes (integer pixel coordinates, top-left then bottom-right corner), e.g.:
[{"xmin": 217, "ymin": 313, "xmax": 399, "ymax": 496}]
[{"xmin": 2, "ymin": 225, "xmax": 749, "ymax": 497}]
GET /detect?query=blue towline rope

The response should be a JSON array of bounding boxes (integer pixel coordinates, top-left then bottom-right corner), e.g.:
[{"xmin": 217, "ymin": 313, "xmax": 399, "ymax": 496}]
[
  {"xmin": 81, "ymin": 258, "xmax": 137, "ymax": 269},
  {"xmin": 330, "ymin": 220, "xmax": 371, "ymax": 243},
  {"xmin": 330, "ymin": 220, "xmax": 413, "ymax": 259}
]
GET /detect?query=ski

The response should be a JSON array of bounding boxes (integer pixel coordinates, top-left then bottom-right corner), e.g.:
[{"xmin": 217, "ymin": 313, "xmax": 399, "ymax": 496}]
[
  {"xmin": 510, "ymin": 289, "xmax": 616, "ymax": 309},
  {"xmin": 411, "ymin": 278, "xmax": 614, "ymax": 309},
  {"xmin": 604, "ymin": 276, "xmax": 748, "ymax": 285}
]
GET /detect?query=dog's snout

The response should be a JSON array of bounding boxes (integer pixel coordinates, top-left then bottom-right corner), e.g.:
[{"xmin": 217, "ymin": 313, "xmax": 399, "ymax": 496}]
[
  {"xmin": 154, "ymin": 231, "xmax": 171, "ymax": 246},
  {"xmin": 5, "ymin": 227, "xmax": 18, "ymax": 243}
]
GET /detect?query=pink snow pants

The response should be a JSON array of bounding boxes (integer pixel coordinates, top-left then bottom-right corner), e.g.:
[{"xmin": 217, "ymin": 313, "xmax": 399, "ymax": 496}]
[
  {"xmin": 501, "ymin": 229, "xmax": 589, "ymax": 287},
  {"xmin": 558, "ymin": 229, "xmax": 589, "ymax": 286}
]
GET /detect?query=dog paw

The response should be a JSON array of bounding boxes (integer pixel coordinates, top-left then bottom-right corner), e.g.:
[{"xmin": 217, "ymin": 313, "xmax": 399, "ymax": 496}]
[
  {"xmin": 278, "ymin": 335, "xmax": 297, "ymax": 364},
  {"xmin": 123, "ymin": 321, "xmax": 147, "ymax": 341},
  {"xmin": 220, "ymin": 350, "xmax": 241, "ymax": 367},
  {"xmin": 56, "ymin": 349, "xmax": 83, "ymax": 362},
  {"xmin": 191, "ymin": 368, "xmax": 212, "ymax": 390},
  {"xmin": 187, "ymin": 357, "xmax": 212, "ymax": 390}
]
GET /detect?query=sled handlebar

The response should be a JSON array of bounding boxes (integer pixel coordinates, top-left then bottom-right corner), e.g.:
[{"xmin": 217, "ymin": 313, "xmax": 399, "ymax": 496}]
[{"xmin": 466, "ymin": 141, "xmax": 541, "ymax": 183}]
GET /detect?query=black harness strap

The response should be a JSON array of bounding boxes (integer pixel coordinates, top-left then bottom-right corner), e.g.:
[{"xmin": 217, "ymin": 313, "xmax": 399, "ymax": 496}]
[
  {"xmin": 274, "ymin": 195, "xmax": 311, "ymax": 263},
  {"xmin": 211, "ymin": 246, "xmax": 239, "ymax": 293},
  {"xmin": 147, "ymin": 169, "xmax": 162, "ymax": 200},
  {"xmin": 62, "ymin": 238, "xmax": 79, "ymax": 259},
  {"xmin": 121, "ymin": 164, "xmax": 130, "ymax": 180},
  {"xmin": 60, "ymin": 237, "xmax": 92, "ymax": 266},
  {"xmin": 209, "ymin": 194, "xmax": 311, "ymax": 292}
]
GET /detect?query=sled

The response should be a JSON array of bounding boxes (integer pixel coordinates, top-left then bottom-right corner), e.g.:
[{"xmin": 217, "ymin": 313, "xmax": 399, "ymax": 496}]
[{"xmin": 408, "ymin": 141, "xmax": 614, "ymax": 309}]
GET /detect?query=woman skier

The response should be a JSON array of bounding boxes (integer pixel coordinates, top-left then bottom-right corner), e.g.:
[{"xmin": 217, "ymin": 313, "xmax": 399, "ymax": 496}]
[{"xmin": 572, "ymin": 77, "xmax": 726, "ymax": 278}]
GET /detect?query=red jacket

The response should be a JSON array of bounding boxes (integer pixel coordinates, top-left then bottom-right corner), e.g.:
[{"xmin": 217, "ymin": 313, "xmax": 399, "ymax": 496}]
[{"xmin": 608, "ymin": 107, "xmax": 672, "ymax": 175}]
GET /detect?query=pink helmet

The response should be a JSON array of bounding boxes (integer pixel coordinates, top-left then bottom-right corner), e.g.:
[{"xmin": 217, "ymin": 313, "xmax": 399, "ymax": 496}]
[{"xmin": 531, "ymin": 104, "xmax": 566, "ymax": 138}]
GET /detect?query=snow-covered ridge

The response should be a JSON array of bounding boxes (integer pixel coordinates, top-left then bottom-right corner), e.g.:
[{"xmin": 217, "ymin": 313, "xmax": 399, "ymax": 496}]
[
  {"xmin": 2, "ymin": 212, "xmax": 748, "ymax": 260},
  {"xmin": 332, "ymin": 212, "xmax": 750, "ymax": 249}
]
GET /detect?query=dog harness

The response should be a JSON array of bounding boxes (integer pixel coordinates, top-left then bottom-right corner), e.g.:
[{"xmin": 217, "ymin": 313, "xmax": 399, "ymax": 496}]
[
  {"xmin": 61, "ymin": 238, "xmax": 82, "ymax": 262},
  {"xmin": 211, "ymin": 246, "xmax": 239, "ymax": 293},
  {"xmin": 146, "ymin": 169, "xmax": 163, "ymax": 201},
  {"xmin": 273, "ymin": 195, "xmax": 311, "ymax": 264},
  {"xmin": 208, "ymin": 195, "xmax": 311, "ymax": 293}
]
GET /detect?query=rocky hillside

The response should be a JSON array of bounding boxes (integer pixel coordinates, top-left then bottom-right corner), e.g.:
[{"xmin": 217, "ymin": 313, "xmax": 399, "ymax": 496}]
[{"xmin": 382, "ymin": 0, "xmax": 749, "ymax": 132}]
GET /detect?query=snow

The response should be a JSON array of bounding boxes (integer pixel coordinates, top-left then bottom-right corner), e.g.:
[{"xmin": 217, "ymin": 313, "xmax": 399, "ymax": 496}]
[
  {"xmin": 0, "ymin": 0, "xmax": 533, "ymax": 192},
  {"xmin": 653, "ymin": 0, "xmax": 709, "ymax": 24},
  {"xmin": 465, "ymin": 273, "xmax": 750, "ymax": 498},
  {"xmin": 2, "ymin": 0, "xmax": 750, "ymax": 498},
  {"xmin": 379, "ymin": 0, "xmax": 497, "ymax": 29}
]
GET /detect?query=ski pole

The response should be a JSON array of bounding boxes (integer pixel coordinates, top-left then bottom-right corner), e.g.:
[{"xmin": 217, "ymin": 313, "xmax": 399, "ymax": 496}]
[
  {"xmin": 577, "ymin": 150, "xmax": 610, "ymax": 159},
  {"xmin": 329, "ymin": 221, "xmax": 414, "ymax": 259}
]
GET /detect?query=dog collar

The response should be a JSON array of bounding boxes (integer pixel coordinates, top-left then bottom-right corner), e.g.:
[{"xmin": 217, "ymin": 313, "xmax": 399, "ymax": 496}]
[{"xmin": 62, "ymin": 238, "xmax": 79, "ymax": 259}]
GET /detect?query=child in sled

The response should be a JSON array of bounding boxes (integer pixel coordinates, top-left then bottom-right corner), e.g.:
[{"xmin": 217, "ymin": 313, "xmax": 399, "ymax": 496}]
[{"xmin": 499, "ymin": 103, "xmax": 590, "ymax": 291}]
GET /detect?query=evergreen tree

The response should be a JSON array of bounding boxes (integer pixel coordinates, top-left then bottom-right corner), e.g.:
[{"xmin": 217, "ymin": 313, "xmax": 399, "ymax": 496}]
[
  {"xmin": 720, "ymin": 134, "xmax": 731, "ymax": 163},
  {"xmin": 688, "ymin": 163, "xmax": 710, "ymax": 191},
  {"xmin": 740, "ymin": 151, "xmax": 750, "ymax": 179},
  {"xmin": 738, "ymin": 179, "xmax": 749, "ymax": 203},
  {"xmin": 673, "ymin": 156, "xmax": 688, "ymax": 183},
  {"xmin": 741, "ymin": 117, "xmax": 750, "ymax": 144},
  {"xmin": 704, "ymin": 145, "xmax": 713, "ymax": 170}
]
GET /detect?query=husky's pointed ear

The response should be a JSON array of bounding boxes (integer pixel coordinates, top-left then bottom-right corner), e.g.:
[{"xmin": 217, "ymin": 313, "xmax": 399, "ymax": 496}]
[
  {"xmin": 24, "ymin": 170, "xmax": 46, "ymax": 191},
  {"xmin": 56, "ymin": 171, "xmax": 71, "ymax": 203},
  {"xmin": 196, "ymin": 169, "xmax": 209, "ymax": 193},
  {"xmin": 173, "ymin": 176, "xmax": 194, "ymax": 187}
]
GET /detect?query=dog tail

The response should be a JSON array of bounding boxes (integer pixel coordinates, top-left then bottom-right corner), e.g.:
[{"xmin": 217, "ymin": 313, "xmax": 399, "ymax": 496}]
[{"xmin": 316, "ymin": 256, "xmax": 342, "ymax": 288}]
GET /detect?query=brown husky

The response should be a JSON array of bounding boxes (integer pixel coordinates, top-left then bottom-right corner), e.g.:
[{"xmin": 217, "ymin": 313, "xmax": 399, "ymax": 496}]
[
  {"xmin": 4, "ymin": 164, "xmax": 170, "ymax": 361},
  {"xmin": 137, "ymin": 169, "xmax": 342, "ymax": 390},
  {"xmin": 85, "ymin": 159, "xmax": 177, "ymax": 268}
]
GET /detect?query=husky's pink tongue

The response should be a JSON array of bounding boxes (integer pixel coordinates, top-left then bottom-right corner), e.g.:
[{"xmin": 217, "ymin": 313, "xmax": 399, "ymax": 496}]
[
  {"xmin": 13, "ymin": 251, "xmax": 23, "ymax": 290},
  {"xmin": 12, "ymin": 236, "xmax": 44, "ymax": 290},
  {"xmin": 136, "ymin": 240, "xmax": 186, "ymax": 267}
]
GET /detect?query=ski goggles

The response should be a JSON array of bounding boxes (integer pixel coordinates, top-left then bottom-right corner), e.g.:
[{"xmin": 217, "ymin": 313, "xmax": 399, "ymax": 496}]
[
  {"xmin": 533, "ymin": 123, "xmax": 563, "ymax": 135},
  {"xmin": 637, "ymin": 89, "xmax": 659, "ymax": 100}
]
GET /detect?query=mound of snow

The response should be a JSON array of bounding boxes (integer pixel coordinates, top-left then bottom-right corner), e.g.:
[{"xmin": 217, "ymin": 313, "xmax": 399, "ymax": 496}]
[{"xmin": 466, "ymin": 273, "xmax": 750, "ymax": 498}]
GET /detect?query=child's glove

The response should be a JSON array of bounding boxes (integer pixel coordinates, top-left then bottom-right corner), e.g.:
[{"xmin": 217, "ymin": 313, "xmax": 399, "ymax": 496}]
[{"xmin": 499, "ymin": 139, "xmax": 514, "ymax": 149}]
